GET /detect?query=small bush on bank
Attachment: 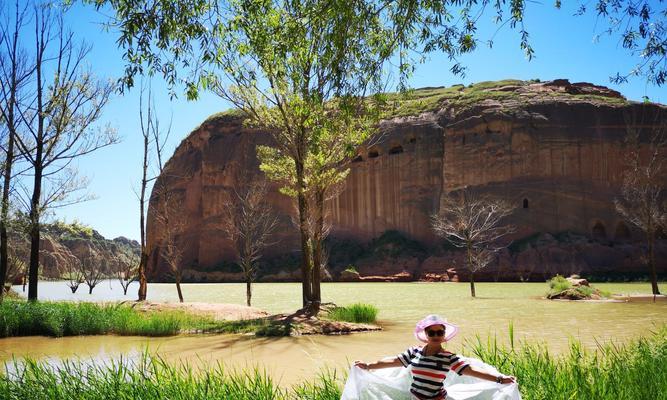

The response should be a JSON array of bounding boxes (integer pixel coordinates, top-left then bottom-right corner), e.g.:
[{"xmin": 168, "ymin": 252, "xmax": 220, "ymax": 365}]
[{"xmin": 327, "ymin": 303, "xmax": 378, "ymax": 324}]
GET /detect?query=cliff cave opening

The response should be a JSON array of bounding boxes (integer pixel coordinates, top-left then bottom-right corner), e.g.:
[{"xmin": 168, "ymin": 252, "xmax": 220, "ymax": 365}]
[
  {"xmin": 522, "ymin": 198, "xmax": 529, "ymax": 209},
  {"xmin": 368, "ymin": 149, "xmax": 379, "ymax": 158},
  {"xmin": 389, "ymin": 145, "xmax": 404, "ymax": 155},
  {"xmin": 614, "ymin": 222, "xmax": 631, "ymax": 241},
  {"xmin": 352, "ymin": 155, "xmax": 363, "ymax": 162},
  {"xmin": 592, "ymin": 221, "xmax": 607, "ymax": 240}
]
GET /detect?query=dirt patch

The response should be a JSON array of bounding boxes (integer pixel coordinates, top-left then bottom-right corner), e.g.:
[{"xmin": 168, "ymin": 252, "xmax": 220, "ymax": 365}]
[
  {"xmin": 266, "ymin": 309, "xmax": 381, "ymax": 336},
  {"xmin": 130, "ymin": 302, "xmax": 381, "ymax": 336},
  {"xmin": 131, "ymin": 301, "xmax": 271, "ymax": 321}
]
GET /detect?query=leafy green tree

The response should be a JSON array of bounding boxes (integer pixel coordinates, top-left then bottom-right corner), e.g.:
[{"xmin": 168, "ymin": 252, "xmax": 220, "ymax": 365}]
[
  {"xmin": 89, "ymin": 0, "xmax": 538, "ymax": 313},
  {"xmin": 93, "ymin": 0, "xmax": 667, "ymax": 310}
]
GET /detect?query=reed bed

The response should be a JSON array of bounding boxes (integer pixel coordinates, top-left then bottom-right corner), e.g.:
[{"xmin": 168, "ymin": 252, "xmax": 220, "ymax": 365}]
[
  {"xmin": 466, "ymin": 324, "xmax": 667, "ymax": 400},
  {"xmin": 327, "ymin": 303, "xmax": 378, "ymax": 324},
  {"xmin": 0, "ymin": 356, "xmax": 341, "ymax": 400},
  {"xmin": 0, "ymin": 300, "xmax": 265, "ymax": 338}
]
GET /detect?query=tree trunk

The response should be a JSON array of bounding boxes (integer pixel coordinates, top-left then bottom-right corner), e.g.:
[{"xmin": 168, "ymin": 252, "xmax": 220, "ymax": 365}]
[
  {"xmin": 295, "ymin": 155, "xmax": 312, "ymax": 309},
  {"xmin": 466, "ymin": 242, "xmax": 476, "ymax": 298},
  {"xmin": 138, "ymin": 251, "xmax": 148, "ymax": 301},
  {"xmin": 0, "ymin": 130, "xmax": 15, "ymax": 302},
  {"xmin": 246, "ymin": 279, "xmax": 252, "ymax": 307},
  {"xmin": 648, "ymin": 231, "xmax": 661, "ymax": 295},
  {"xmin": 138, "ymin": 132, "xmax": 149, "ymax": 301},
  {"xmin": 176, "ymin": 279, "xmax": 184, "ymax": 303},
  {"xmin": 88, "ymin": 285, "xmax": 94, "ymax": 294},
  {"xmin": 27, "ymin": 164, "xmax": 43, "ymax": 301},
  {"xmin": 310, "ymin": 190, "xmax": 325, "ymax": 315}
]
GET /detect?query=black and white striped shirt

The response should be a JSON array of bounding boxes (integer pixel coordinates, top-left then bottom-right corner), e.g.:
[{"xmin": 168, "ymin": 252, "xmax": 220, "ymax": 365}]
[{"xmin": 398, "ymin": 346, "xmax": 470, "ymax": 400}]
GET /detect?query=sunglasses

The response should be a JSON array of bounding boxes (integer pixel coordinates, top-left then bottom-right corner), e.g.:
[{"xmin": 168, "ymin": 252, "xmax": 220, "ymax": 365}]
[{"xmin": 426, "ymin": 329, "xmax": 445, "ymax": 337}]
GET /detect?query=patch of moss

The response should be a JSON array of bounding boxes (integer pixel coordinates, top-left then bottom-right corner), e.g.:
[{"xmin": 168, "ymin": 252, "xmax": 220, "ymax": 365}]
[
  {"xmin": 202, "ymin": 108, "xmax": 248, "ymax": 124},
  {"xmin": 570, "ymin": 94, "xmax": 628, "ymax": 106}
]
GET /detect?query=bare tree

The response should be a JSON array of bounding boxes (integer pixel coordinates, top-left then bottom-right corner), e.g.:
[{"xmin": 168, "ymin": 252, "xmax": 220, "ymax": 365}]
[
  {"xmin": 615, "ymin": 124, "xmax": 666, "ymax": 295},
  {"xmin": 222, "ymin": 180, "xmax": 278, "ymax": 307},
  {"xmin": 154, "ymin": 182, "xmax": 185, "ymax": 302},
  {"xmin": 137, "ymin": 85, "xmax": 170, "ymax": 301},
  {"xmin": 0, "ymin": 0, "xmax": 32, "ymax": 301},
  {"xmin": 14, "ymin": 4, "xmax": 117, "ymax": 301},
  {"xmin": 116, "ymin": 251, "xmax": 138, "ymax": 296},
  {"xmin": 60, "ymin": 255, "xmax": 83, "ymax": 293},
  {"xmin": 431, "ymin": 190, "xmax": 515, "ymax": 297},
  {"xmin": 78, "ymin": 247, "xmax": 103, "ymax": 295}
]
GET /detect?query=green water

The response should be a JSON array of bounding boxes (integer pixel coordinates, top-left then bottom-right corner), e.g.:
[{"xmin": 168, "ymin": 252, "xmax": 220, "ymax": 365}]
[{"xmin": 2, "ymin": 282, "xmax": 665, "ymax": 386}]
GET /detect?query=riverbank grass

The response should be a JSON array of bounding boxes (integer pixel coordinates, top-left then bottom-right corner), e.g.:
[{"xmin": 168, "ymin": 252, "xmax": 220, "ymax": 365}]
[
  {"xmin": 1, "ymin": 327, "xmax": 665, "ymax": 399},
  {"xmin": 0, "ymin": 300, "xmax": 266, "ymax": 338},
  {"xmin": 468, "ymin": 325, "xmax": 667, "ymax": 400}
]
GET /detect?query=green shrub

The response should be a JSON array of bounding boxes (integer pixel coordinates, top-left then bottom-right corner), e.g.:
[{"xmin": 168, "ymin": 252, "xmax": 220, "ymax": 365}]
[
  {"xmin": 327, "ymin": 303, "xmax": 378, "ymax": 324},
  {"xmin": 548, "ymin": 275, "xmax": 571, "ymax": 293},
  {"xmin": 576, "ymin": 285, "xmax": 594, "ymax": 297},
  {"xmin": 344, "ymin": 265, "xmax": 357, "ymax": 273}
]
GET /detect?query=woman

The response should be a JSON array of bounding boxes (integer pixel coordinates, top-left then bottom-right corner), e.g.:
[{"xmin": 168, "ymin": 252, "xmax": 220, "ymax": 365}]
[{"xmin": 346, "ymin": 315, "xmax": 519, "ymax": 400}]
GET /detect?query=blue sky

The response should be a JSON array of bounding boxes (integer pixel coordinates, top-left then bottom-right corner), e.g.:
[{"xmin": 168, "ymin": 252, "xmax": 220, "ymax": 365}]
[{"xmin": 39, "ymin": 1, "xmax": 667, "ymax": 241}]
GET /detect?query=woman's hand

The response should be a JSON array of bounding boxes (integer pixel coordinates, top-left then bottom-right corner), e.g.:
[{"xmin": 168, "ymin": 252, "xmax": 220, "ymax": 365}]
[
  {"xmin": 498, "ymin": 375, "xmax": 517, "ymax": 384},
  {"xmin": 354, "ymin": 360, "xmax": 370, "ymax": 370}
]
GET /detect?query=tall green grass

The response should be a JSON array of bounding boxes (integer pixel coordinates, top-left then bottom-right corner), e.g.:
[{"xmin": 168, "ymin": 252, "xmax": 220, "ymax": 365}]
[
  {"xmin": 0, "ymin": 300, "xmax": 265, "ymax": 338},
  {"xmin": 466, "ymin": 325, "xmax": 667, "ymax": 400},
  {"xmin": 1, "ymin": 328, "xmax": 665, "ymax": 399},
  {"xmin": 0, "ymin": 356, "xmax": 342, "ymax": 400},
  {"xmin": 327, "ymin": 303, "xmax": 378, "ymax": 324}
]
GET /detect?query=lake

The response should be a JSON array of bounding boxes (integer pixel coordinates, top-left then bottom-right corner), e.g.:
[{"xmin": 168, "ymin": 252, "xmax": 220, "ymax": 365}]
[{"xmin": 3, "ymin": 281, "xmax": 666, "ymax": 386}]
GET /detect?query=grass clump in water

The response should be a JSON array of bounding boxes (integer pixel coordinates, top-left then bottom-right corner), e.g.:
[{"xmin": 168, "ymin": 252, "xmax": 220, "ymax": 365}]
[
  {"xmin": 0, "ymin": 300, "xmax": 266, "ymax": 338},
  {"xmin": 546, "ymin": 275, "xmax": 609, "ymax": 300},
  {"xmin": 327, "ymin": 303, "xmax": 378, "ymax": 324}
]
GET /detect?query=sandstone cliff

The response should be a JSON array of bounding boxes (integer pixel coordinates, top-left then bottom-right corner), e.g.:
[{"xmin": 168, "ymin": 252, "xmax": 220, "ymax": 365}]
[
  {"xmin": 10, "ymin": 222, "xmax": 141, "ymax": 282},
  {"xmin": 146, "ymin": 79, "xmax": 667, "ymax": 282}
]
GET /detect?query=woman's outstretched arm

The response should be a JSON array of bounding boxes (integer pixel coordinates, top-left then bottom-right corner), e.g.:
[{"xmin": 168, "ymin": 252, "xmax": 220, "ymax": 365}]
[
  {"xmin": 460, "ymin": 366, "xmax": 517, "ymax": 384},
  {"xmin": 354, "ymin": 356, "xmax": 403, "ymax": 370}
]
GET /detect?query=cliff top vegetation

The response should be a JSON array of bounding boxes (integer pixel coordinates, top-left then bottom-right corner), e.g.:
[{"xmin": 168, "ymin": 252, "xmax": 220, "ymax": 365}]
[{"xmin": 202, "ymin": 79, "xmax": 633, "ymax": 126}]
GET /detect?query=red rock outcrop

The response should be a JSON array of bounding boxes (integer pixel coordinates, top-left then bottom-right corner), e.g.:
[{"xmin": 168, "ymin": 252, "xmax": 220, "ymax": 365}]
[{"xmin": 146, "ymin": 80, "xmax": 667, "ymax": 281}]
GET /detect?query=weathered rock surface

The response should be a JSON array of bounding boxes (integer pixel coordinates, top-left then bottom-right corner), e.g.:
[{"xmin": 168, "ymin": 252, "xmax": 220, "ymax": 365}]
[
  {"xmin": 15, "ymin": 226, "xmax": 141, "ymax": 281},
  {"xmin": 146, "ymin": 79, "xmax": 667, "ymax": 282}
]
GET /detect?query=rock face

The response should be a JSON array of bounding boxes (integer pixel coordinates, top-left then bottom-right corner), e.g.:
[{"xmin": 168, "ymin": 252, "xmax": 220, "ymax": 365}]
[
  {"xmin": 11, "ymin": 226, "xmax": 141, "ymax": 282},
  {"xmin": 146, "ymin": 79, "xmax": 667, "ymax": 282}
]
